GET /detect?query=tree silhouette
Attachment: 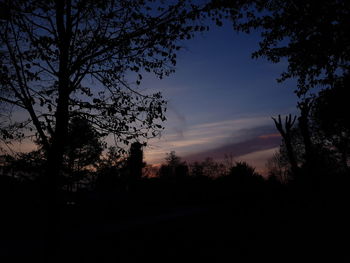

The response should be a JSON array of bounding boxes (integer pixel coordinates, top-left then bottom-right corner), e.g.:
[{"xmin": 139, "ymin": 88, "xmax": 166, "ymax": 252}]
[
  {"xmin": 128, "ymin": 142, "xmax": 144, "ymax": 180},
  {"xmin": 222, "ymin": 161, "xmax": 264, "ymax": 193},
  {"xmin": 272, "ymin": 114, "xmax": 299, "ymax": 176},
  {"xmin": 231, "ymin": 0, "xmax": 350, "ymax": 97},
  {"xmin": 189, "ymin": 157, "xmax": 225, "ymax": 178},
  {"xmin": 0, "ymin": 0, "xmax": 220, "ymax": 197},
  {"xmin": 124, "ymin": 142, "xmax": 145, "ymax": 191},
  {"xmin": 63, "ymin": 116, "xmax": 104, "ymax": 191},
  {"xmin": 215, "ymin": 0, "xmax": 350, "ymax": 181},
  {"xmin": 270, "ymin": 107, "xmax": 342, "ymax": 183},
  {"xmin": 65, "ymin": 117, "xmax": 103, "ymax": 170},
  {"xmin": 266, "ymin": 152, "xmax": 289, "ymax": 184},
  {"xmin": 229, "ymin": 0, "xmax": 350, "ymax": 175},
  {"xmin": 0, "ymin": 1, "xmax": 226, "ymax": 259},
  {"xmin": 95, "ymin": 146, "xmax": 126, "ymax": 193},
  {"xmin": 312, "ymin": 81, "xmax": 350, "ymax": 169},
  {"xmin": 297, "ymin": 99, "xmax": 314, "ymax": 169},
  {"xmin": 159, "ymin": 151, "xmax": 189, "ymax": 180},
  {"xmin": 0, "ymin": 150, "xmax": 46, "ymax": 181},
  {"xmin": 229, "ymin": 161, "xmax": 258, "ymax": 178}
]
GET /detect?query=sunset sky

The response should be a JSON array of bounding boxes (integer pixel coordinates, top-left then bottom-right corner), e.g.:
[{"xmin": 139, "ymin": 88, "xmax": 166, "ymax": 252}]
[
  {"xmin": 141, "ymin": 21, "xmax": 298, "ymax": 174},
  {"xmin": 3, "ymin": 21, "xmax": 300, "ymax": 175}
]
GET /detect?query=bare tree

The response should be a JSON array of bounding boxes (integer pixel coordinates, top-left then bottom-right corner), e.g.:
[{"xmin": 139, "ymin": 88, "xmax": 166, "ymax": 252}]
[{"xmin": 272, "ymin": 114, "xmax": 299, "ymax": 176}]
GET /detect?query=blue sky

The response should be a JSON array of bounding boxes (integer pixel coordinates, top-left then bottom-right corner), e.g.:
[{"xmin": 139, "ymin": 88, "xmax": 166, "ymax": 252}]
[{"xmin": 141, "ymin": 21, "xmax": 298, "ymax": 174}]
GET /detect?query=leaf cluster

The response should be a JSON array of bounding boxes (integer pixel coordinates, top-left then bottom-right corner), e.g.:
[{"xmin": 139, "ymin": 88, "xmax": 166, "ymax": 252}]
[{"xmin": 232, "ymin": 0, "xmax": 350, "ymax": 96}]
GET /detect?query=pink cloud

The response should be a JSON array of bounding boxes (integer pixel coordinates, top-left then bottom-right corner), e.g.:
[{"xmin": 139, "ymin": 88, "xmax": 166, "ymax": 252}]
[{"xmin": 183, "ymin": 133, "xmax": 281, "ymax": 162}]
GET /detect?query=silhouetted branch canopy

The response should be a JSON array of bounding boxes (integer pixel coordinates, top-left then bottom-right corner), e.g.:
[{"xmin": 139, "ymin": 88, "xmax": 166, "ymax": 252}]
[
  {"xmin": 231, "ymin": 0, "xmax": 350, "ymax": 96},
  {"xmin": 0, "ymin": 0, "xmax": 221, "ymax": 153}
]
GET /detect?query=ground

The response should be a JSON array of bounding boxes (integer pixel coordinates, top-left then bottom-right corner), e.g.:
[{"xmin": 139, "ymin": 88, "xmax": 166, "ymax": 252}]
[{"xmin": 1, "ymin": 193, "xmax": 349, "ymax": 262}]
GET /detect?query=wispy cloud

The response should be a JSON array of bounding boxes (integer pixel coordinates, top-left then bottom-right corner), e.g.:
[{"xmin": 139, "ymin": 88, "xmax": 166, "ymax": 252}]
[
  {"xmin": 238, "ymin": 147, "xmax": 280, "ymax": 176},
  {"xmin": 144, "ymin": 114, "xmax": 279, "ymax": 164},
  {"xmin": 183, "ymin": 132, "xmax": 281, "ymax": 162}
]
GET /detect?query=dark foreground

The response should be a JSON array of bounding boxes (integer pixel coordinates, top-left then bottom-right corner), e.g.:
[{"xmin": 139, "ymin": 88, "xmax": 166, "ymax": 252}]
[{"xmin": 1, "ymin": 185, "xmax": 350, "ymax": 263}]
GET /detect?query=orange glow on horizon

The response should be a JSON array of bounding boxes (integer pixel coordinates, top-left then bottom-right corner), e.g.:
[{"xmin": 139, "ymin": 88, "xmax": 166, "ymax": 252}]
[{"xmin": 258, "ymin": 133, "xmax": 280, "ymax": 139}]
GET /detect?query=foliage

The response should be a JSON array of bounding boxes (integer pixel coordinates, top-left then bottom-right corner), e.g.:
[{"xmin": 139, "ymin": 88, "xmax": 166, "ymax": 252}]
[
  {"xmin": 0, "ymin": 150, "xmax": 45, "ymax": 180},
  {"xmin": 94, "ymin": 142, "xmax": 147, "ymax": 192},
  {"xmin": 159, "ymin": 151, "xmax": 189, "ymax": 179},
  {"xmin": 0, "ymin": 0, "xmax": 221, "ymax": 184},
  {"xmin": 311, "ymin": 80, "xmax": 350, "ymax": 167},
  {"xmin": 266, "ymin": 151, "xmax": 289, "ymax": 183},
  {"xmin": 267, "ymin": 112, "xmax": 343, "ymax": 182},
  {"xmin": 231, "ymin": 0, "xmax": 350, "ymax": 175},
  {"xmin": 189, "ymin": 157, "xmax": 226, "ymax": 178},
  {"xmin": 232, "ymin": 0, "xmax": 350, "ymax": 96},
  {"xmin": 214, "ymin": 160, "xmax": 264, "ymax": 194},
  {"xmin": 94, "ymin": 146, "xmax": 126, "ymax": 192},
  {"xmin": 229, "ymin": 161, "xmax": 259, "ymax": 178},
  {"xmin": 164, "ymin": 151, "xmax": 183, "ymax": 167},
  {"xmin": 64, "ymin": 116, "xmax": 104, "ymax": 172}
]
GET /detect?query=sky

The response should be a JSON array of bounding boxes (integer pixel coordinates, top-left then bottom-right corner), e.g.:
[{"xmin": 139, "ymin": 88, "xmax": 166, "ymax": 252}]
[
  {"xmin": 2, "ymin": 19, "xmax": 299, "ymax": 175},
  {"xmin": 141, "ymin": 21, "xmax": 299, "ymax": 174}
]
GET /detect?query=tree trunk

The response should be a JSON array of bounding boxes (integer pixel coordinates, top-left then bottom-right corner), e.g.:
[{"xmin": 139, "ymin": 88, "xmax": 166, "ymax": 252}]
[
  {"xmin": 284, "ymin": 136, "xmax": 299, "ymax": 176},
  {"xmin": 272, "ymin": 115, "xmax": 299, "ymax": 178},
  {"xmin": 44, "ymin": 1, "xmax": 72, "ymax": 258},
  {"xmin": 340, "ymin": 136, "xmax": 349, "ymax": 170},
  {"xmin": 44, "ymin": 84, "xmax": 70, "ymax": 262},
  {"xmin": 298, "ymin": 103, "xmax": 314, "ymax": 169}
]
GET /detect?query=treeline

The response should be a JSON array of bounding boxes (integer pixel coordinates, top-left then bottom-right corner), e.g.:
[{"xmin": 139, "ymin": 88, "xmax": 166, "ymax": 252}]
[
  {"xmin": 1, "ymin": 118, "xmax": 349, "ymax": 263},
  {"xmin": 1, "ymin": 114, "xmax": 349, "ymax": 214},
  {"xmin": 0, "ymin": 115, "xmax": 266, "ymax": 200},
  {"xmin": 0, "ymin": 140, "xmax": 270, "ymax": 203}
]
